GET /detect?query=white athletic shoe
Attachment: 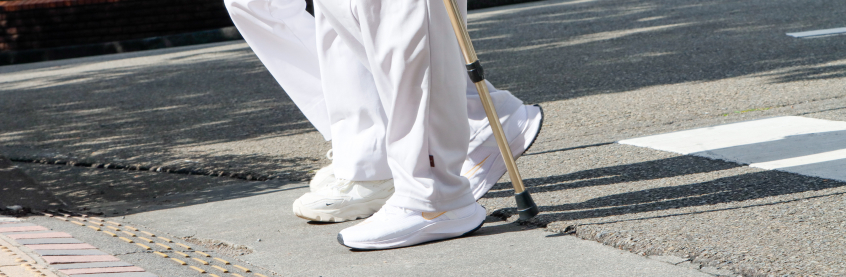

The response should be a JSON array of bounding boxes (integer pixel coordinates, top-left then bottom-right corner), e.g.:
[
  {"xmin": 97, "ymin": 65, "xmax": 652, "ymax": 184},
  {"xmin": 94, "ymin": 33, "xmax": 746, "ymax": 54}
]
[
  {"xmin": 337, "ymin": 202, "xmax": 486, "ymax": 250},
  {"xmin": 293, "ymin": 178, "xmax": 394, "ymax": 222},
  {"xmin": 463, "ymin": 104, "xmax": 544, "ymax": 199},
  {"xmin": 309, "ymin": 150, "xmax": 335, "ymax": 192}
]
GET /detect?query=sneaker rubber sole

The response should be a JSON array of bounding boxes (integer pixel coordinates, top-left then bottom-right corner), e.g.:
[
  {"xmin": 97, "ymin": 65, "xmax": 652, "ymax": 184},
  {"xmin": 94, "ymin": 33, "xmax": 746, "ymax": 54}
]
[
  {"xmin": 337, "ymin": 204, "xmax": 487, "ymax": 250},
  {"xmin": 292, "ymin": 195, "xmax": 390, "ymax": 222}
]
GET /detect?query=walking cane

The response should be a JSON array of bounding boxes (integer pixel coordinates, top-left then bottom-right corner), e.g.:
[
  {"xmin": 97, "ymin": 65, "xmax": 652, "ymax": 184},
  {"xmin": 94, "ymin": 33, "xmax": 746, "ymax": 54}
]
[{"xmin": 441, "ymin": 0, "xmax": 539, "ymax": 221}]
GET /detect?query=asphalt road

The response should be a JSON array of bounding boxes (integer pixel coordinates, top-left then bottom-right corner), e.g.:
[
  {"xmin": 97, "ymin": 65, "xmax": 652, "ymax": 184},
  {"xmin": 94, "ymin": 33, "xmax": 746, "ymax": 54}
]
[{"xmin": 2, "ymin": 0, "xmax": 845, "ymax": 276}]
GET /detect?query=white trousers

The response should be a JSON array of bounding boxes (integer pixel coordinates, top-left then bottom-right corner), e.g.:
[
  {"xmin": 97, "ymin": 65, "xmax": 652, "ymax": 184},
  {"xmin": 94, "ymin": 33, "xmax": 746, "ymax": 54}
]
[{"xmin": 224, "ymin": 0, "xmax": 522, "ymax": 211}]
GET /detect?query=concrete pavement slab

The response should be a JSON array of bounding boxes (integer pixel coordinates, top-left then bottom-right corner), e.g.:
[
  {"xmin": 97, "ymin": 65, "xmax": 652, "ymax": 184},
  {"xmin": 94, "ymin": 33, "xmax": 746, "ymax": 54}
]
[{"xmin": 112, "ymin": 180, "xmax": 712, "ymax": 277}]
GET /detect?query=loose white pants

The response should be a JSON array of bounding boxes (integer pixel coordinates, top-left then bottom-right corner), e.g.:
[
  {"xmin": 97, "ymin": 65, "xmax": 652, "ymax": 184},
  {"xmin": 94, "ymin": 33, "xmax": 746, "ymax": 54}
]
[{"xmin": 224, "ymin": 0, "xmax": 523, "ymax": 211}]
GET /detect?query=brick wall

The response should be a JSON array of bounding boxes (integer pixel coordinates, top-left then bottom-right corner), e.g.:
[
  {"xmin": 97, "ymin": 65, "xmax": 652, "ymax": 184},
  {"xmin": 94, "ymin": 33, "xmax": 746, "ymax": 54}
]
[{"xmin": 0, "ymin": 0, "xmax": 234, "ymax": 51}]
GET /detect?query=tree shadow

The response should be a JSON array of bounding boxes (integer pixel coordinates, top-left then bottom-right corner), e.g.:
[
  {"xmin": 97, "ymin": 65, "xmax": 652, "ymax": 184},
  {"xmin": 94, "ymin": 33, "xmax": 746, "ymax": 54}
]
[
  {"xmin": 0, "ymin": 42, "xmax": 328, "ymax": 184},
  {"xmin": 469, "ymin": 0, "xmax": 846, "ymax": 104}
]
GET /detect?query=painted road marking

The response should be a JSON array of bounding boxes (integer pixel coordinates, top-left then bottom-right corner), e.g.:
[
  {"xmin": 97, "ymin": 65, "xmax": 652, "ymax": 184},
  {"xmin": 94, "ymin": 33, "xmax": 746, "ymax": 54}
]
[
  {"xmin": 102, "ymin": 231, "xmax": 117, "ymax": 237},
  {"xmin": 123, "ymin": 226, "xmax": 139, "ymax": 231},
  {"xmin": 106, "ymin": 221, "xmax": 122, "ymax": 226},
  {"xmin": 105, "ymin": 226, "xmax": 120, "ymax": 232},
  {"xmin": 175, "ymin": 243, "xmax": 192, "ymax": 250},
  {"xmin": 195, "ymin": 251, "xmax": 211, "ymax": 257},
  {"xmin": 154, "ymin": 251, "xmax": 169, "ymax": 258},
  {"xmin": 174, "ymin": 251, "xmax": 190, "ymax": 258},
  {"xmin": 155, "ymin": 243, "xmax": 172, "ymax": 250},
  {"xmin": 87, "ymin": 226, "xmax": 101, "ymax": 231},
  {"xmin": 71, "ymin": 221, "xmax": 85, "ymax": 226},
  {"xmin": 121, "ymin": 231, "xmax": 137, "ymax": 237},
  {"xmin": 157, "ymin": 237, "xmax": 173, "ymax": 243},
  {"xmin": 118, "ymin": 237, "xmax": 134, "ymax": 243},
  {"xmin": 170, "ymin": 258, "xmax": 187, "ymax": 265},
  {"xmin": 140, "ymin": 231, "xmax": 155, "ymax": 237},
  {"xmin": 787, "ymin": 27, "xmax": 846, "ymax": 38},
  {"xmin": 620, "ymin": 116, "xmax": 846, "ymax": 182}
]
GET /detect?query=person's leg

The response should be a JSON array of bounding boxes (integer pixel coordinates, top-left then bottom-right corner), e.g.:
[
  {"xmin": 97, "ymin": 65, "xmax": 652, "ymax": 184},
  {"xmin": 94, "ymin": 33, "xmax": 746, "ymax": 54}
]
[
  {"xmin": 316, "ymin": 0, "xmax": 486, "ymax": 249},
  {"xmin": 224, "ymin": 0, "xmax": 331, "ymax": 139},
  {"xmin": 226, "ymin": 0, "xmax": 542, "ymax": 211}
]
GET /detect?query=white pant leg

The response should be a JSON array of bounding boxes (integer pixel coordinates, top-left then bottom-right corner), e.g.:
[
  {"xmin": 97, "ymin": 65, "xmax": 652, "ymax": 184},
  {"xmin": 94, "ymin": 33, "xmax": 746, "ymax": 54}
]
[
  {"xmin": 315, "ymin": 0, "xmax": 476, "ymax": 212},
  {"xmin": 225, "ymin": 0, "xmax": 392, "ymax": 181},
  {"xmin": 314, "ymin": 7, "xmax": 392, "ymax": 181},
  {"xmin": 225, "ymin": 0, "xmax": 524, "ymax": 183},
  {"xmin": 224, "ymin": 0, "xmax": 332, "ymax": 140}
]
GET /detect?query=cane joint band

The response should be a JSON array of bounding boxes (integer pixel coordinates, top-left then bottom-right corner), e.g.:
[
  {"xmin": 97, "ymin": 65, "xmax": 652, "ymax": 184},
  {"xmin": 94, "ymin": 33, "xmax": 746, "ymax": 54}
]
[{"xmin": 465, "ymin": 60, "xmax": 485, "ymax": 83}]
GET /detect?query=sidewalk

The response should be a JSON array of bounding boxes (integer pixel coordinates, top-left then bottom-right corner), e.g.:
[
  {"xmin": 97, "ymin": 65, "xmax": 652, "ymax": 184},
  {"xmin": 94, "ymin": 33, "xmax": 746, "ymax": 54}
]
[
  {"xmin": 1, "ymin": 0, "xmax": 845, "ymax": 276},
  {"xmin": 1, "ymin": 180, "xmax": 715, "ymax": 277}
]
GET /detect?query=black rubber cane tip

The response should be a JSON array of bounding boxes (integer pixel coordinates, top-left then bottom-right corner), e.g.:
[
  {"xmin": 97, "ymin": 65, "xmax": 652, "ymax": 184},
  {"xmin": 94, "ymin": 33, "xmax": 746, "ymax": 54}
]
[{"xmin": 515, "ymin": 191, "xmax": 539, "ymax": 221}]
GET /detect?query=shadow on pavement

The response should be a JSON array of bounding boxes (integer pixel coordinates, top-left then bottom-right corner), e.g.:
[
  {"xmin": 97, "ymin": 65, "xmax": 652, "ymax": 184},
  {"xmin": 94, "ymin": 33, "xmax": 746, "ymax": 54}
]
[{"xmin": 471, "ymin": 0, "xmax": 846, "ymax": 103}]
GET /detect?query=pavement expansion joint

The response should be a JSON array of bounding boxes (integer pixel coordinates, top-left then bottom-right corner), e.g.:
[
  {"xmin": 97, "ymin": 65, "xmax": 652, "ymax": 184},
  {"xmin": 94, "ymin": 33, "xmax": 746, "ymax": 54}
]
[{"xmin": 8, "ymin": 157, "xmax": 273, "ymax": 182}]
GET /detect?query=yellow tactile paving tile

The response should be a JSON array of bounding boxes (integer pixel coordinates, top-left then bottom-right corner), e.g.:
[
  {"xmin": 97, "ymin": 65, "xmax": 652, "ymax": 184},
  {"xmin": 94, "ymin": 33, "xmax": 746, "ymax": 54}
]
[
  {"xmin": 233, "ymin": 265, "xmax": 251, "ymax": 272},
  {"xmin": 189, "ymin": 266, "xmax": 205, "ymax": 273},
  {"xmin": 137, "ymin": 237, "xmax": 154, "ymax": 243},
  {"xmin": 210, "ymin": 265, "xmax": 228, "ymax": 273},
  {"xmin": 213, "ymin": 257, "xmax": 230, "ymax": 265},
  {"xmin": 191, "ymin": 258, "xmax": 209, "ymax": 265}
]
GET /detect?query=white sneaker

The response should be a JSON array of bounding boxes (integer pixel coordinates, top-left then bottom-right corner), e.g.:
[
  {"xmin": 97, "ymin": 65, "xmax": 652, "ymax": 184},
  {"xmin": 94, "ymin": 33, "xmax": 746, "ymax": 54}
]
[
  {"xmin": 337, "ymin": 202, "xmax": 486, "ymax": 250},
  {"xmin": 292, "ymin": 178, "xmax": 394, "ymax": 222},
  {"xmin": 309, "ymin": 150, "xmax": 335, "ymax": 192},
  {"xmin": 463, "ymin": 104, "xmax": 544, "ymax": 199}
]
